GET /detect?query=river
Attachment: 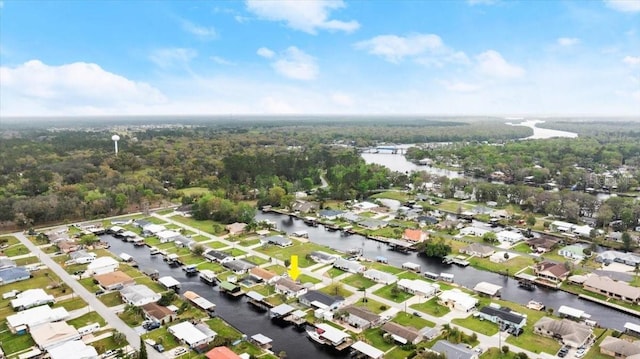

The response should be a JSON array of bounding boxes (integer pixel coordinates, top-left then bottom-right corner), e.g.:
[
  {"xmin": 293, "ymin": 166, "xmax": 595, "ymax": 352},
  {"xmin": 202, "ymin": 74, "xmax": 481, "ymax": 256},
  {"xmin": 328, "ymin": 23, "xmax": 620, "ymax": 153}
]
[
  {"xmin": 100, "ymin": 234, "xmax": 348, "ymax": 359},
  {"xmin": 506, "ymin": 119, "xmax": 578, "ymax": 140},
  {"xmin": 255, "ymin": 213, "xmax": 636, "ymax": 331}
]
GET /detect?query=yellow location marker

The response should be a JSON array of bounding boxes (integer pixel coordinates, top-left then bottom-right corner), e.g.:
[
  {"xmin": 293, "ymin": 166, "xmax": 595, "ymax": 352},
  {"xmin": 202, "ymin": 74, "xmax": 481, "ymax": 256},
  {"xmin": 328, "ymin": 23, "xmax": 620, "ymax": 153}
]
[{"xmin": 288, "ymin": 255, "xmax": 300, "ymax": 281}]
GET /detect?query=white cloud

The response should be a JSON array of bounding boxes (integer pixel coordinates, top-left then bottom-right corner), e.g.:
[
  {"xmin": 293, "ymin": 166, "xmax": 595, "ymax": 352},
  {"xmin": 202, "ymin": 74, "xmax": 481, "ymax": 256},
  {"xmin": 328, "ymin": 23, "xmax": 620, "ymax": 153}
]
[
  {"xmin": 443, "ymin": 81, "xmax": 481, "ymax": 93},
  {"xmin": 211, "ymin": 56, "xmax": 235, "ymax": 66},
  {"xmin": 260, "ymin": 96, "xmax": 296, "ymax": 113},
  {"xmin": 149, "ymin": 48, "xmax": 197, "ymax": 69},
  {"xmin": 181, "ymin": 20, "xmax": 217, "ymax": 40},
  {"xmin": 331, "ymin": 92, "xmax": 354, "ymax": 106},
  {"xmin": 476, "ymin": 50, "xmax": 525, "ymax": 78},
  {"xmin": 557, "ymin": 37, "xmax": 580, "ymax": 46},
  {"xmin": 355, "ymin": 34, "xmax": 444, "ymax": 63},
  {"xmin": 270, "ymin": 46, "xmax": 319, "ymax": 80},
  {"xmin": 623, "ymin": 55, "xmax": 640, "ymax": 66},
  {"xmin": 0, "ymin": 60, "xmax": 165, "ymax": 115},
  {"xmin": 604, "ymin": 0, "xmax": 640, "ymax": 13},
  {"xmin": 257, "ymin": 47, "xmax": 275, "ymax": 59},
  {"xmin": 245, "ymin": 0, "xmax": 359, "ymax": 34},
  {"xmin": 467, "ymin": 0, "xmax": 499, "ymax": 5}
]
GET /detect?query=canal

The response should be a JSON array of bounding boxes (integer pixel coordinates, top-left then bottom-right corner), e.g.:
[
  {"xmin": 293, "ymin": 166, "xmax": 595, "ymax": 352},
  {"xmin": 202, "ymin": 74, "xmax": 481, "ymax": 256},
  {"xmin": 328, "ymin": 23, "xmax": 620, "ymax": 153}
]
[
  {"xmin": 101, "ymin": 234, "xmax": 348, "ymax": 359},
  {"xmin": 256, "ymin": 212, "xmax": 637, "ymax": 331}
]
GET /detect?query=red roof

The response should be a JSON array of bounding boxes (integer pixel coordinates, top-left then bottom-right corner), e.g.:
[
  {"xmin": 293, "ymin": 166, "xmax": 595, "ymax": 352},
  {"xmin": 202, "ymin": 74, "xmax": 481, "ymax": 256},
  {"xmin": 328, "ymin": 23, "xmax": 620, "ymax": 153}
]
[
  {"xmin": 205, "ymin": 347, "xmax": 242, "ymax": 359},
  {"xmin": 403, "ymin": 229, "xmax": 426, "ymax": 242}
]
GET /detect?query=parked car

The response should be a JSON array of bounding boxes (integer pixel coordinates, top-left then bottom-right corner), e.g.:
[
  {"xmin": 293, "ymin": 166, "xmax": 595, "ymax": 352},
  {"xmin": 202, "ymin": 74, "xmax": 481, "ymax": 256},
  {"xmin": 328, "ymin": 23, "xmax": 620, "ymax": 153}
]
[
  {"xmin": 173, "ymin": 347, "xmax": 187, "ymax": 356},
  {"xmin": 94, "ymin": 289, "xmax": 105, "ymax": 296},
  {"xmin": 574, "ymin": 348, "xmax": 586, "ymax": 358},
  {"xmin": 153, "ymin": 344, "xmax": 164, "ymax": 352},
  {"xmin": 143, "ymin": 321, "xmax": 160, "ymax": 330}
]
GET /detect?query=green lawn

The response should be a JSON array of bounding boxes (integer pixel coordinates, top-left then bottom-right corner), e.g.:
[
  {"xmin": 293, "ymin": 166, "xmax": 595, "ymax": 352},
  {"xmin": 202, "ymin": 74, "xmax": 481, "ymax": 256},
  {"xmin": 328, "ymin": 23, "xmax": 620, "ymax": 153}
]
[
  {"xmin": 385, "ymin": 346, "xmax": 416, "ymax": 359},
  {"xmin": 362, "ymin": 328, "xmax": 396, "ymax": 351},
  {"xmin": 410, "ymin": 297, "xmax": 450, "ymax": 317},
  {"xmin": 341, "ymin": 274, "xmax": 377, "ymax": 289},
  {"xmin": 99, "ymin": 291, "xmax": 124, "ymax": 307},
  {"xmin": 142, "ymin": 327, "xmax": 181, "ymax": 350},
  {"xmin": 240, "ymin": 238, "xmax": 261, "ymax": 247},
  {"xmin": 135, "ymin": 276, "xmax": 169, "ymax": 293},
  {"xmin": 325, "ymin": 267, "xmax": 347, "ymax": 278},
  {"xmin": 207, "ymin": 241, "xmax": 228, "ymax": 249},
  {"xmin": 3, "ymin": 244, "xmax": 29, "ymax": 257},
  {"xmin": 373, "ymin": 283, "xmax": 414, "ymax": 303},
  {"xmin": 56, "ymin": 297, "xmax": 88, "ymax": 311},
  {"xmin": 256, "ymin": 242, "xmax": 341, "ymax": 268},
  {"xmin": 346, "ymin": 297, "xmax": 389, "ymax": 314},
  {"xmin": 0, "ymin": 329, "xmax": 35, "ymax": 355},
  {"xmin": 398, "ymin": 271, "xmax": 423, "ymax": 280},
  {"xmin": 451, "ymin": 316, "xmax": 499, "ymax": 336},
  {"xmin": 511, "ymin": 242, "xmax": 533, "ymax": 254},
  {"xmin": 67, "ymin": 311, "xmax": 107, "ymax": 327},
  {"xmin": 197, "ymin": 261, "xmax": 226, "ymax": 272},
  {"xmin": 265, "ymin": 264, "xmax": 287, "ymax": 275},
  {"xmin": 506, "ymin": 326, "xmax": 561, "ymax": 355},
  {"xmin": 191, "ymin": 235, "xmax": 211, "ymax": 243},
  {"xmin": 169, "ymin": 216, "xmax": 225, "ymax": 235},
  {"xmin": 205, "ymin": 317, "xmax": 243, "ymax": 341},
  {"xmin": 231, "ymin": 341, "xmax": 264, "ymax": 357},
  {"xmin": 367, "ymin": 262, "xmax": 405, "ymax": 274},
  {"xmin": 118, "ymin": 308, "xmax": 146, "ymax": 327},
  {"xmin": 179, "ymin": 254, "xmax": 206, "ymax": 265},
  {"xmin": 243, "ymin": 255, "xmax": 269, "ymax": 265},
  {"xmin": 297, "ymin": 273, "xmax": 321, "ymax": 285},
  {"xmin": 480, "ymin": 347, "xmax": 521, "ymax": 359},
  {"xmin": 319, "ymin": 284, "xmax": 353, "ymax": 298},
  {"xmin": 0, "ymin": 235, "xmax": 20, "ymax": 246},
  {"xmin": 90, "ymin": 334, "xmax": 123, "ymax": 354},
  {"xmin": 178, "ymin": 187, "xmax": 211, "ymax": 196},
  {"xmin": 392, "ymin": 311, "xmax": 435, "ymax": 329},
  {"xmin": 468, "ymin": 255, "xmax": 534, "ymax": 276},
  {"xmin": 370, "ymin": 191, "xmax": 410, "ymax": 201}
]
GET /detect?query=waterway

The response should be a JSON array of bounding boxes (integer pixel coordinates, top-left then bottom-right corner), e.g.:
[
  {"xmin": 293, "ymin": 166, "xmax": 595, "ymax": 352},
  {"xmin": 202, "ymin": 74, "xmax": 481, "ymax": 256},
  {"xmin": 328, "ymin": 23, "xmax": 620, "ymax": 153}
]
[
  {"xmin": 100, "ymin": 234, "xmax": 348, "ymax": 359},
  {"xmin": 506, "ymin": 119, "xmax": 578, "ymax": 140},
  {"xmin": 256, "ymin": 212, "xmax": 636, "ymax": 331}
]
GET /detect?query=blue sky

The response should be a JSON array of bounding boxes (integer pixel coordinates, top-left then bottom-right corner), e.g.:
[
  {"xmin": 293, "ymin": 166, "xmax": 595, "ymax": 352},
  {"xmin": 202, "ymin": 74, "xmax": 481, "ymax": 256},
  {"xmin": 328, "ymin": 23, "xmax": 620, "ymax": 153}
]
[{"xmin": 1, "ymin": 0, "xmax": 639, "ymax": 116}]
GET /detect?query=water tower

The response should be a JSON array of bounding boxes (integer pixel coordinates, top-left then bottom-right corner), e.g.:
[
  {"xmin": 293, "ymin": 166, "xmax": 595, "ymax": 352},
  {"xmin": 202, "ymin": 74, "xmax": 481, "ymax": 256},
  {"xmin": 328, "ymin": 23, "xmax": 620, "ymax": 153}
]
[{"xmin": 111, "ymin": 135, "xmax": 120, "ymax": 155}]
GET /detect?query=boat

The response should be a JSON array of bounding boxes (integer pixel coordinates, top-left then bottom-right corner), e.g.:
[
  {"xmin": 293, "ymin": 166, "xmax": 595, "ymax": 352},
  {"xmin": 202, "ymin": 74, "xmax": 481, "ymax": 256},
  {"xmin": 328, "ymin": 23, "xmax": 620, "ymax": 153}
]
[
  {"xmin": 375, "ymin": 256, "xmax": 388, "ymax": 264},
  {"xmin": 526, "ymin": 300, "xmax": 545, "ymax": 311},
  {"xmin": 149, "ymin": 247, "xmax": 160, "ymax": 255},
  {"xmin": 182, "ymin": 264, "xmax": 199, "ymax": 276},
  {"xmin": 199, "ymin": 270, "xmax": 217, "ymax": 286}
]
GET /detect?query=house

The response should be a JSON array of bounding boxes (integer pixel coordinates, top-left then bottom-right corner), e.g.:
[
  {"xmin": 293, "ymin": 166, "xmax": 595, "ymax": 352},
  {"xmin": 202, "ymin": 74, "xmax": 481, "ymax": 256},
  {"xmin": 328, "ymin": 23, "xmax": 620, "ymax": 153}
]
[
  {"xmin": 274, "ymin": 277, "xmax": 307, "ymax": 298},
  {"xmin": 0, "ymin": 267, "xmax": 30, "ymax": 286},
  {"xmin": 225, "ymin": 222, "xmax": 247, "ymax": 235},
  {"xmin": 172, "ymin": 235, "xmax": 194, "ymax": 248},
  {"xmin": 333, "ymin": 257, "xmax": 365, "ymax": 273},
  {"xmin": 222, "ymin": 259, "xmax": 256, "ymax": 275},
  {"xmin": 249, "ymin": 267, "xmax": 279, "ymax": 284},
  {"xmin": 397, "ymin": 279, "xmax": 438, "ymax": 297},
  {"xmin": 205, "ymin": 347, "xmax": 242, "ymax": 359},
  {"xmin": 30, "ymin": 322, "xmax": 80, "ymax": 350},
  {"xmin": 141, "ymin": 224, "xmax": 166, "ymax": 236},
  {"xmin": 357, "ymin": 218, "xmax": 387, "ymax": 230},
  {"xmin": 0, "ymin": 257, "xmax": 16, "ymax": 270},
  {"xmin": 583, "ymin": 275, "xmax": 640, "ymax": 303},
  {"xmin": 175, "ymin": 204, "xmax": 194, "ymax": 216},
  {"xmin": 6, "ymin": 305, "xmax": 69, "ymax": 333},
  {"xmin": 260, "ymin": 235, "xmax": 293, "ymax": 248},
  {"xmin": 534, "ymin": 261, "xmax": 570, "ymax": 283},
  {"xmin": 341, "ymin": 212, "xmax": 362, "ymax": 223},
  {"xmin": 299, "ymin": 290, "xmax": 344, "ymax": 310},
  {"xmin": 204, "ymin": 249, "xmax": 234, "ymax": 264},
  {"xmin": 86, "ymin": 257, "xmax": 119, "ymax": 276},
  {"xmin": 526, "ymin": 236, "xmax": 560, "ymax": 253},
  {"xmin": 158, "ymin": 276, "xmax": 182, "ymax": 291},
  {"xmin": 459, "ymin": 227, "xmax": 490, "ymax": 237},
  {"xmin": 459, "ymin": 243, "xmax": 495, "ymax": 258},
  {"xmin": 309, "ymin": 251, "xmax": 337, "ymax": 264},
  {"xmin": 168, "ymin": 321, "xmax": 216, "ymax": 349},
  {"xmin": 94, "ymin": 271, "xmax": 135, "ymax": 291},
  {"xmin": 352, "ymin": 201, "xmax": 379, "ymax": 211},
  {"xmin": 341, "ymin": 306, "xmax": 381, "ymax": 329},
  {"xmin": 477, "ymin": 305, "xmax": 527, "ymax": 330},
  {"xmin": 57, "ymin": 240, "xmax": 80, "ymax": 254},
  {"xmin": 381, "ymin": 322, "xmax": 421, "ymax": 344},
  {"xmin": 534, "ymin": 317, "xmax": 593, "ymax": 348},
  {"xmin": 363, "ymin": 269, "xmax": 398, "ymax": 285},
  {"xmin": 431, "ymin": 340, "xmax": 478, "ymax": 359},
  {"xmin": 417, "ymin": 216, "xmax": 439, "ymax": 225},
  {"xmin": 496, "ymin": 230, "xmax": 524, "ymax": 244},
  {"xmin": 596, "ymin": 251, "xmax": 640, "ymax": 267},
  {"xmin": 10, "ymin": 288, "xmax": 55, "ymax": 311},
  {"xmin": 599, "ymin": 336, "xmax": 640, "ymax": 359},
  {"xmin": 558, "ymin": 244, "xmax": 587, "ymax": 261},
  {"xmin": 142, "ymin": 302, "xmax": 176, "ymax": 324},
  {"xmin": 120, "ymin": 285, "xmax": 161, "ymax": 306},
  {"xmin": 319, "ymin": 209, "xmax": 344, "ymax": 220},
  {"xmin": 403, "ymin": 229, "xmax": 427, "ymax": 243},
  {"xmin": 309, "ymin": 323, "xmax": 351, "ymax": 347},
  {"xmin": 438, "ymin": 289, "xmax": 478, "ymax": 312},
  {"xmin": 157, "ymin": 230, "xmax": 181, "ymax": 243},
  {"xmin": 291, "ymin": 200, "xmax": 319, "ymax": 214},
  {"xmin": 350, "ymin": 341, "xmax": 384, "ymax": 359},
  {"xmin": 48, "ymin": 340, "xmax": 98, "ymax": 359},
  {"xmin": 68, "ymin": 250, "xmax": 97, "ymax": 264}
]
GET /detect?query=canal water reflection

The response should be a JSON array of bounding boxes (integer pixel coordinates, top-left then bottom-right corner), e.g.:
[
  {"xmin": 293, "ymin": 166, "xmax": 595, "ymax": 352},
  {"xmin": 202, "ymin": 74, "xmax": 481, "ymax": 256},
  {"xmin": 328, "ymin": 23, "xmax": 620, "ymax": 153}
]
[{"xmin": 256, "ymin": 213, "xmax": 636, "ymax": 331}]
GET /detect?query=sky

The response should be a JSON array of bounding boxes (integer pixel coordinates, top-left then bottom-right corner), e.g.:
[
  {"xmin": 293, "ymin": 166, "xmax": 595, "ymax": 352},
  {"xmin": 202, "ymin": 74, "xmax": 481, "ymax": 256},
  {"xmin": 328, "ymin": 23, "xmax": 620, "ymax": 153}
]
[{"xmin": 0, "ymin": 0, "xmax": 639, "ymax": 117}]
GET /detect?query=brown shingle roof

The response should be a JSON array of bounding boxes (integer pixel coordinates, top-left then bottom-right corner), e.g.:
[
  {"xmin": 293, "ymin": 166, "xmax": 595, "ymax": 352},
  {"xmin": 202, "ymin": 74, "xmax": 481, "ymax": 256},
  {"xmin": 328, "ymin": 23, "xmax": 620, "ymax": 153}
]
[
  {"xmin": 141, "ymin": 302, "xmax": 174, "ymax": 321},
  {"xmin": 600, "ymin": 337, "xmax": 640, "ymax": 357},
  {"xmin": 343, "ymin": 306, "xmax": 381, "ymax": 323},
  {"xmin": 94, "ymin": 271, "xmax": 134, "ymax": 287},
  {"xmin": 381, "ymin": 322, "xmax": 420, "ymax": 342},
  {"xmin": 250, "ymin": 267, "xmax": 276, "ymax": 281}
]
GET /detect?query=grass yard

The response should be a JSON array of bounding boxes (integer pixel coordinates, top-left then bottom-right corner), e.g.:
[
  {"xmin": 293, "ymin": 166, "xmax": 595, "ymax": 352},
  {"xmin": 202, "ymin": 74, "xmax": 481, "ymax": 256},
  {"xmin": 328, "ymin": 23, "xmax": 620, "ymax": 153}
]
[
  {"xmin": 365, "ymin": 262, "xmax": 405, "ymax": 274},
  {"xmin": 231, "ymin": 341, "xmax": 264, "ymax": 357},
  {"xmin": 155, "ymin": 208, "xmax": 175, "ymax": 215},
  {"xmin": 197, "ymin": 261, "xmax": 226, "ymax": 272},
  {"xmin": 99, "ymin": 291, "xmax": 124, "ymax": 307},
  {"xmin": 240, "ymin": 238, "xmax": 261, "ymax": 247},
  {"xmin": 178, "ymin": 187, "xmax": 211, "ymax": 196},
  {"xmin": 506, "ymin": 326, "xmax": 561, "ymax": 355},
  {"xmin": 480, "ymin": 347, "xmax": 521, "ymax": 359},
  {"xmin": 297, "ymin": 273, "xmax": 322, "ymax": 285},
  {"xmin": 244, "ymin": 255, "xmax": 269, "ymax": 265},
  {"xmin": 451, "ymin": 316, "xmax": 499, "ymax": 336},
  {"xmin": 225, "ymin": 248, "xmax": 246, "ymax": 257},
  {"xmin": 346, "ymin": 297, "xmax": 389, "ymax": 314},
  {"xmin": 256, "ymin": 242, "xmax": 338, "ymax": 268},
  {"xmin": 56, "ymin": 297, "xmax": 88, "ymax": 311},
  {"xmin": 373, "ymin": 283, "xmax": 414, "ymax": 303},
  {"xmin": 362, "ymin": 328, "xmax": 396, "ymax": 351},
  {"xmin": 341, "ymin": 274, "xmax": 378, "ymax": 289},
  {"xmin": 398, "ymin": 271, "xmax": 423, "ymax": 280},
  {"xmin": 468, "ymin": 255, "xmax": 534, "ymax": 276},
  {"xmin": 118, "ymin": 308, "xmax": 145, "ymax": 326},
  {"xmin": 179, "ymin": 254, "xmax": 206, "ymax": 265},
  {"xmin": 170, "ymin": 216, "xmax": 225, "ymax": 235},
  {"xmin": 207, "ymin": 241, "xmax": 228, "ymax": 249},
  {"xmin": 67, "ymin": 311, "xmax": 107, "ymax": 327},
  {"xmin": 191, "ymin": 235, "xmax": 211, "ymax": 243},
  {"xmin": 205, "ymin": 317, "xmax": 243, "ymax": 341},
  {"xmin": 0, "ymin": 235, "xmax": 20, "ymax": 246},
  {"xmin": 410, "ymin": 297, "xmax": 450, "ymax": 317},
  {"xmin": 392, "ymin": 311, "xmax": 435, "ymax": 329},
  {"xmin": 134, "ymin": 276, "xmax": 167, "ymax": 293},
  {"xmin": 370, "ymin": 191, "xmax": 410, "ymax": 201},
  {"xmin": 325, "ymin": 267, "xmax": 346, "ymax": 278},
  {"xmin": 437, "ymin": 200, "xmax": 474, "ymax": 213},
  {"xmin": 511, "ymin": 242, "xmax": 533, "ymax": 254},
  {"xmin": 142, "ymin": 327, "xmax": 181, "ymax": 350},
  {"xmin": 319, "ymin": 283, "xmax": 353, "ymax": 298},
  {"xmin": 265, "ymin": 264, "xmax": 287, "ymax": 275},
  {"xmin": 0, "ymin": 329, "xmax": 35, "ymax": 355},
  {"xmin": 385, "ymin": 346, "xmax": 416, "ymax": 359},
  {"xmin": 79, "ymin": 277, "xmax": 101, "ymax": 292},
  {"xmin": 90, "ymin": 335, "xmax": 122, "ymax": 354},
  {"xmin": 3, "ymin": 244, "xmax": 29, "ymax": 257}
]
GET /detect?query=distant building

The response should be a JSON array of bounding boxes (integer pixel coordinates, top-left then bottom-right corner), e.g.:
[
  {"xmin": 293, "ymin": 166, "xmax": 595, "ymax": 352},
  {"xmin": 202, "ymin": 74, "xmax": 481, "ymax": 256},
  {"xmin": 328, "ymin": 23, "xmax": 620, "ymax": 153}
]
[
  {"xmin": 431, "ymin": 340, "xmax": 478, "ymax": 359},
  {"xmin": 309, "ymin": 251, "xmax": 337, "ymax": 264},
  {"xmin": 583, "ymin": 275, "xmax": 640, "ymax": 304},
  {"xmin": 356, "ymin": 218, "xmax": 387, "ymax": 230},
  {"xmin": 534, "ymin": 317, "xmax": 593, "ymax": 348},
  {"xmin": 333, "ymin": 258, "xmax": 365, "ymax": 273}
]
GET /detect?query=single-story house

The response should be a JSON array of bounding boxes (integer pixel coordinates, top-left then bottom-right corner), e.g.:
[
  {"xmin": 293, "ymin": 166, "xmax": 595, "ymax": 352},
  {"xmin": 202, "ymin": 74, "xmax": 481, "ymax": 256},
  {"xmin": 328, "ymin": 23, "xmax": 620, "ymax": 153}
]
[
  {"xmin": 68, "ymin": 250, "xmax": 97, "ymax": 264},
  {"xmin": 357, "ymin": 218, "xmax": 387, "ymax": 230},
  {"xmin": 397, "ymin": 279, "xmax": 438, "ymax": 297},
  {"xmin": 141, "ymin": 224, "xmax": 166, "ymax": 236},
  {"xmin": 6, "ymin": 305, "xmax": 69, "ymax": 333},
  {"xmin": 291, "ymin": 200, "xmax": 319, "ymax": 214},
  {"xmin": 333, "ymin": 257, "xmax": 365, "ymax": 273},
  {"xmin": 403, "ymin": 229, "xmax": 427, "ymax": 243},
  {"xmin": 48, "ymin": 339, "xmax": 98, "ymax": 359},
  {"xmin": 86, "ymin": 256, "xmax": 119, "ymax": 276},
  {"xmin": 10, "ymin": 288, "xmax": 55, "ymax": 311},
  {"xmin": 57, "ymin": 240, "xmax": 80, "ymax": 254},
  {"xmin": 558, "ymin": 244, "xmax": 588, "ymax": 261},
  {"xmin": 94, "ymin": 270, "xmax": 135, "ymax": 290},
  {"xmin": 31, "ymin": 322, "xmax": 80, "ymax": 350},
  {"xmin": 249, "ymin": 267, "xmax": 279, "ymax": 284},
  {"xmin": 533, "ymin": 317, "xmax": 593, "ymax": 348},
  {"xmin": 534, "ymin": 261, "xmax": 570, "ymax": 283},
  {"xmin": 477, "ymin": 305, "xmax": 527, "ymax": 330},
  {"xmin": 120, "ymin": 285, "xmax": 161, "ymax": 306},
  {"xmin": 341, "ymin": 212, "xmax": 362, "ymax": 223},
  {"xmin": 352, "ymin": 201, "xmax": 379, "ymax": 211},
  {"xmin": 0, "ymin": 267, "xmax": 30, "ymax": 286},
  {"xmin": 299, "ymin": 290, "xmax": 344, "ymax": 311},
  {"xmin": 596, "ymin": 251, "xmax": 640, "ymax": 267},
  {"xmin": 363, "ymin": 269, "xmax": 398, "ymax": 285},
  {"xmin": 157, "ymin": 230, "xmax": 181, "ymax": 243},
  {"xmin": 381, "ymin": 322, "xmax": 421, "ymax": 345},
  {"xmin": 350, "ymin": 341, "xmax": 384, "ymax": 359},
  {"xmin": 260, "ymin": 235, "xmax": 293, "ymax": 248},
  {"xmin": 438, "ymin": 289, "xmax": 478, "ymax": 312},
  {"xmin": 526, "ymin": 236, "xmax": 560, "ymax": 253},
  {"xmin": 496, "ymin": 230, "xmax": 524, "ymax": 243},
  {"xmin": 204, "ymin": 249, "xmax": 234, "ymax": 264},
  {"xmin": 226, "ymin": 222, "xmax": 247, "ymax": 235},
  {"xmin": 459, "ymin": 243, "xmax": 494, "ymax": 258},
  {"xmin": 583, "ymin": 275, "xmax": 640, "ymax": 303},
  {"xmin": 168, "ymin": 321, "xmax": 217, "ymax": 349},
  {"xmin": 142, "ymin": 302, "xmax": 176, "ymax": 324},
  {"xmin": 341, "ymin": 306, "xmax": 381, "ymax": 329},
  {"xmin": 309, "ymin": 251, "xmax": 337, "ymax": 264},
  {"xmin": 0, "ymin": 257, "xmax": 16, "ymax": 270},
  {"xmin": 599, "ymin": 336, "xmax": 640, "ymax": 359},
  {"xmin": 431, "ymin": 340, "xmax": 478, "ymax": 359},
  {"xmin": 459, "ymin": 227, "xmax": 490, "ymax": 237},
  {"xmin": 222, "ymin": 259, "xmax": 256, "ymax": 275},
  {"xmin": 274, "ymin": 277, "xmax": 307, "ymax": 298},
  {"xmin": 205, "ymin": 346, "xmax": 242, "ymax": 359},
  {"xmin": 473, "ymin": 282, "xmax": 502, "ymax": 297},
  {"xmin": 319, "ymin": 209, "xmax": 344, "ymax": 220}
]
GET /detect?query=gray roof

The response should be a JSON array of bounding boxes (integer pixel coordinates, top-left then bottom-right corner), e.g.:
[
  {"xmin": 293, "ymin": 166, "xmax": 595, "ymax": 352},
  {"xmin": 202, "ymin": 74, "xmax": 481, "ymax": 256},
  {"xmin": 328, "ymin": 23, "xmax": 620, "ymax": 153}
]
[
  {"xmin": 431, "ymin": 340, "xmax": 475, "ymax": 359},
  {"xmin": 0, "ymin": 267, "xmax": 30, "ymax": 283},
  {"xmin": 343, "ymin": 306, "xmax": 380, "ymax": 323},
  {"xmin": 204, "ymin": 249, "xmax": 231, "ymax": 261},
  {"xmin": 357, "ymin": 218, "xmax": 387, "ymax": 229},
  {"xmin": 262, "ymin": 235, "xmax": 292, "ymax": 246},
  {"xmin": 479, "ymin": 306, "xmax": 526, "ymax": 326},
  {"xmin": 300, "ymin": 290, "xmax": 343, "ymax": 306},
  {"xmin": 319, "ymin": 209, "xmax": 343, "ymax": 218},
  {"xmin": 223, "ymin": 259, "xmax": 256, "ymax": 272}
]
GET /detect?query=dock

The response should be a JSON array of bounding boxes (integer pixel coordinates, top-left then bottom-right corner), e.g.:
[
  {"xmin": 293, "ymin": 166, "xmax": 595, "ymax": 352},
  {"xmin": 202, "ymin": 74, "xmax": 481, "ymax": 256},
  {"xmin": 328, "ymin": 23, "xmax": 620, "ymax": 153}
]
[
  {"xmin": 283, "ymin": 309, "xmax": 308, "ymax": 326},
  {"xmin": 183, "ymin": 290, "xmax": 216, "ymax": 317},
  {"xmin": 516, "ymin": 273, "xmax": 537, "ymax": 290},
  {"xmin": 443, "ymin": 255, "xmax": 470, "ymax": 266},
  {"xmin": 246, "ymin": 291, "xmax": 272, "ymax": 311}
]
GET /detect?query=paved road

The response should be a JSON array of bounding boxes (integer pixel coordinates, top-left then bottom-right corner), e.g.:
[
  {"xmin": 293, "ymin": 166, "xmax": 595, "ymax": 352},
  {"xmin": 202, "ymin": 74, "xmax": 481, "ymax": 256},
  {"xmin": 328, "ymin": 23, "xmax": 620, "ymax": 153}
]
[{"xmin": 14, "ymin": 232, "xmax": 165, "ymax": 359}]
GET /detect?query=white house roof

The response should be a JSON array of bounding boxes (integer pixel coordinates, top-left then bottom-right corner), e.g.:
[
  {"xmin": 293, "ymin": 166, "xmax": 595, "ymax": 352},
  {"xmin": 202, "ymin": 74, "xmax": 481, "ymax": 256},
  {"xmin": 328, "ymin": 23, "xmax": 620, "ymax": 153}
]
[
  {"xmin": 10, "ymin": 288, "xmax": 54, "ymax": 309},
  {"xmin": 439, "ymin": 289, "xmax": 478, "ymax": 309},
  {"xmin": 625, "ymin": 322, "xmax": 640, "ymax": 333},
  {"xmin": 351, "ymin": 341, "xmax": 384, "ymax": 359},
  {"xmin": 158, "ymin": 276, "xmax": 181, "ymax": 288},
  {"xmin": 120, "ymin": 285, "xmax": 160, "ymax": 305},
  {"xmin": 558, "ymin": 305, "xmax": 587, "ymax": 319},
  {"xmin": 157, "ymin": 230, "xmax": 180, "ymax": 240},
  {"xmin": 251, "ymin": 334, "xmax": 272, "ymax": 345},
  {"xmin": 7, "ymin": 305, "xmax": 69, "ymax": 330},
  {"xmin": 497, "ymin": 230, "xmax": 523, "ymax": 242},
  {"xmin": 143, "ymin": 224, "xmax": 166, "ymax": 234},
  {"xmin": 398, "ymin": 279, "xmax": 437, "ymax": 295},
  {"xmin": 87, "ymin": 256, "xmax": 118, "ymax": 270},
  {"xmin": 292, "ymin": 310, "xmax": 307, "ymax": 318},
  {"xmin": 473, "ymin": 282, "xmax": 502, "ymax": 296},
  {"xmin": 270, "ymin": 303, "xmax": 295, "ymax": 316},
  {"xmin": 402, "ymin": 262, "xmax": 421, "ymax": 270},
  {"xmin": 363, "ymin": 269, "xmax": 397, "ymax": 283},
  {"xmin": 316, "ymin": 323, "xmax": 350, "ymax": 344},
  {"xmin": 48, "ymin": 339, "xmax": 98, "ymax": 359},
  {"xmin": 168, "ymin": 321, "xmax": 209, "ymax": 346},
  {"xmin": 246, "ymin": 291, "xmax": 265, "ymax": 302}
]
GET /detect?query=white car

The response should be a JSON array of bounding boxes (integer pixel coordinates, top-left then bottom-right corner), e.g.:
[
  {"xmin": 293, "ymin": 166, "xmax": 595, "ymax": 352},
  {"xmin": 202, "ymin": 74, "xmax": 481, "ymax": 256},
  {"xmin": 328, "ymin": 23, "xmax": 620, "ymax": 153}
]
[
  {"xmin": 173, "ymin": 347, "xmax": 188, "ymax": 357},
  {"xmin": 574, "ymin": 348, "xmax": 586, "ymax": 358}
]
